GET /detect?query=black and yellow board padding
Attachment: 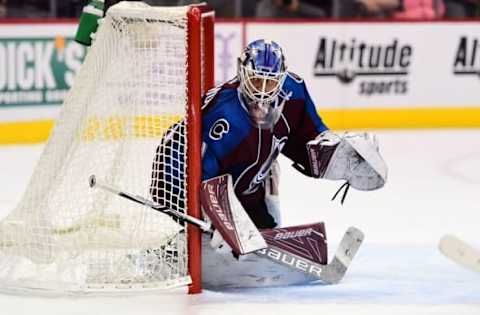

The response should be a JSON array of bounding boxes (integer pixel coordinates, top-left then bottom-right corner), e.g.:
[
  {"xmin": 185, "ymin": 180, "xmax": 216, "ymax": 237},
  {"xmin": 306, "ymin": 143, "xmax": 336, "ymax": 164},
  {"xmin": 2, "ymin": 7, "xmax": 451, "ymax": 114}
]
[{"xmin": 1, "ymin": 107, "xmax": 480, "ymax": 145}]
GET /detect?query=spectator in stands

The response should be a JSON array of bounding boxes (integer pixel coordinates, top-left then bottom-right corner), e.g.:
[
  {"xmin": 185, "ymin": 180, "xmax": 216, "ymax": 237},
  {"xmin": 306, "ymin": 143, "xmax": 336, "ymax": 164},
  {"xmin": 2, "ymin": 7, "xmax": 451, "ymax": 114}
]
[
  {"xmin": 393, "ymin": 0, "xmax": 445, "ymax": 18},
  {"xmin": 256, "ymin": 0, "xmax": 331, "ymax": 18},
  {"xmin": 242, "ymin": 0, "xmax": 259, "ymax": 17},
  {"xmin": 444, "ymin": 0, "xmax": 480, "ymax": 17},
  {"xmin": 199, "ymin": 0, "xmax": 236, "ymax": 17},
  {"xmin": 336, "ymin": 0, "xmax": 445, "ymax": 19},
  {"xmin": 0, "ymin": 0, "xmax": 6, "ymax": 18},
  {"xmin": 57, "ymin": 0, "xmax": 83, "ymax": 18},
  {"xmin": 335, "ymin": 0, "xmax": 400, "ymax": 18},
  {"xmin": 359, "ymin": 0, "xmax": 400, "ymax": 16},
  {"xmin": 6, "ymin": 0, "xmax": 49, "ymax": 17}
]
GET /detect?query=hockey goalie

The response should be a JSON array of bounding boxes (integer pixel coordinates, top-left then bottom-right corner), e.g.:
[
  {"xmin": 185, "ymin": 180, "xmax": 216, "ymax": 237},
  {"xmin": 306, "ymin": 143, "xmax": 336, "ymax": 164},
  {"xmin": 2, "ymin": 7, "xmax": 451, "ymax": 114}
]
[{"xmin": 150, "ymin": 39, "xmax": 388, "ymax": 289}]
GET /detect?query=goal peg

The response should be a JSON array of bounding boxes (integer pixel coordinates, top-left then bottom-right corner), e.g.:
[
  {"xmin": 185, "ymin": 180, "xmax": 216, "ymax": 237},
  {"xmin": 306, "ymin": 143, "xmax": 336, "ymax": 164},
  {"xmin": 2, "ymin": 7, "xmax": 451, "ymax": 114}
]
[{"xmin": 89, "ymin": 175, "xmax": 97, "ymax": 188}]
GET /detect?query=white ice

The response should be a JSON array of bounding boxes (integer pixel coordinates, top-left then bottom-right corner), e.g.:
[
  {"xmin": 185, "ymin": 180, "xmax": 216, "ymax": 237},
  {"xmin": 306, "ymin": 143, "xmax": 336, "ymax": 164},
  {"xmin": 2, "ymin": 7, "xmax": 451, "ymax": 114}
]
[{"xmin": 0, "ymin": 129, "xmax": 479, "ymax": 315}]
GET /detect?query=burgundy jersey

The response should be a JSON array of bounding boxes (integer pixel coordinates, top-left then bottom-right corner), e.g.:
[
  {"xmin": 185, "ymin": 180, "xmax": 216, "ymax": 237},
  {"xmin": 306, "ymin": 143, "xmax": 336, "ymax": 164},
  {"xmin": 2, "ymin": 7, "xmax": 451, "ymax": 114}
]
[{"xmin": 201, "ymin": 73, "xmax": 328, "ymax": 228}]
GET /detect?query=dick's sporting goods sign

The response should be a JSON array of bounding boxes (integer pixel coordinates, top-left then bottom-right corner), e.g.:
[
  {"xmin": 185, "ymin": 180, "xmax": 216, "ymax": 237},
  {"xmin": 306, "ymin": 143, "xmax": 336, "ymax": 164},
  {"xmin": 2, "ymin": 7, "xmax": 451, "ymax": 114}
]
[{"xmin": 0, "ymin": 37, "xmax": 85, "ymax": 106}]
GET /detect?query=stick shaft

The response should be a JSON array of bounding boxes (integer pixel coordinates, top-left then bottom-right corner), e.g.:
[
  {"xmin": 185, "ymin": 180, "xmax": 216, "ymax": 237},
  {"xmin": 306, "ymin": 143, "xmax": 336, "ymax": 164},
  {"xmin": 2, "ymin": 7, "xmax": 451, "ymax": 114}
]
[{"xmin": 92, "ymin": 179, "xmax": 212, "ymax": 232}]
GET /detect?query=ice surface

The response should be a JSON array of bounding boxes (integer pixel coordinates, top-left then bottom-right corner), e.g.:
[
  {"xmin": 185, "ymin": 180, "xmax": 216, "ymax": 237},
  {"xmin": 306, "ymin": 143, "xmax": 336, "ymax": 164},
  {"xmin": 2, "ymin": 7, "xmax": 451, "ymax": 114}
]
[{"xmin": 0, "ymin": 130, "xmax": 479, "ymax": 314}]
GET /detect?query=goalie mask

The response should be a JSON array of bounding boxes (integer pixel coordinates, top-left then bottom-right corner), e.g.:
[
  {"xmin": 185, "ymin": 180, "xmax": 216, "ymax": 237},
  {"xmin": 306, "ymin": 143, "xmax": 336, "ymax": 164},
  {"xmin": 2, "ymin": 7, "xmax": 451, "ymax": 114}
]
[{"xmin": 238, "ymin": 39, "xmax": 287, "ymax": 129}]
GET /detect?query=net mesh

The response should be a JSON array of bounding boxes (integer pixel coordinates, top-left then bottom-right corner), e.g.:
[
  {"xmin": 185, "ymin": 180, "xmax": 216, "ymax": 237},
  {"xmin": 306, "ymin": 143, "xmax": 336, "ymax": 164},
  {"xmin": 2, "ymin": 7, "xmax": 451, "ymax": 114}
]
[{"xmin": 0, "ymin": 2, "xmax": 196, "ymax": 294}]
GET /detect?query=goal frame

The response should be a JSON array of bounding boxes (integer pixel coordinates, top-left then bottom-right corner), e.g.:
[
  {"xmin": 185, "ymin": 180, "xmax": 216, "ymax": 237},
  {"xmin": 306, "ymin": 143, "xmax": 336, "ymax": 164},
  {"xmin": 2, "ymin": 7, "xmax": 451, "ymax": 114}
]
[
  {"xmin": 186, "ymin": 4, "xmax": 214, "ymax": 295},
  {"xmin": 0, "ymin": 2, "xmax": 214, "ymax": 296}
]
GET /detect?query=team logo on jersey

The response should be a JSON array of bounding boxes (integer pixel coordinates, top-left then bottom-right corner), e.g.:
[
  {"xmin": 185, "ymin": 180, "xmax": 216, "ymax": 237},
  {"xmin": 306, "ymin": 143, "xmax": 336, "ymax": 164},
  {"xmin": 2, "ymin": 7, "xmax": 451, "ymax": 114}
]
[
  {"xmin": 209, "ymin": 118, "xmax": 230, "ymax": 140},
  {"xmin": 243, "ymin": 136, "xmax": 287, "ymax": 195}
]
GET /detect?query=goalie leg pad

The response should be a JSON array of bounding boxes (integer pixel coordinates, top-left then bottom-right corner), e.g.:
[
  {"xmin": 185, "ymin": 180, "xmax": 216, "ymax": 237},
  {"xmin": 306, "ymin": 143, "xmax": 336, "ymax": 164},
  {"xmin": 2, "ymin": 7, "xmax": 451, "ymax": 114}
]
[
  {"xmin": 200, "ymin": 174, "xmax": 267, "ymax": 255},
  {"xmin": 201, "ymin": 235, "xmax": 316, "ymax": 289},
  {"xmin": 202, "ymin": 221, "xmax": 328, "ymax": 289}
]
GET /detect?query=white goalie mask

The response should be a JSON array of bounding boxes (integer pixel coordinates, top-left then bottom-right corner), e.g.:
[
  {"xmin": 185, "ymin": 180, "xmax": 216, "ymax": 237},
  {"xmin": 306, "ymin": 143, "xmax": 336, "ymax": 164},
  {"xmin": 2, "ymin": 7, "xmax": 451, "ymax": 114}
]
[{"xmin": 238, "ymin": 39, "xmax": 287, "ymax": 129}]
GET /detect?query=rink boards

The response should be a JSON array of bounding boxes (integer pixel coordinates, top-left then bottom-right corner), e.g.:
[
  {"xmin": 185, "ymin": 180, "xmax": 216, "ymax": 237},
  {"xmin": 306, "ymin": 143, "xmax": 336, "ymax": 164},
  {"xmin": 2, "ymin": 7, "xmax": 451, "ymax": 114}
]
[{"xmin": 1, "ymin": 20, "xmax": 480, "ymax": 144}]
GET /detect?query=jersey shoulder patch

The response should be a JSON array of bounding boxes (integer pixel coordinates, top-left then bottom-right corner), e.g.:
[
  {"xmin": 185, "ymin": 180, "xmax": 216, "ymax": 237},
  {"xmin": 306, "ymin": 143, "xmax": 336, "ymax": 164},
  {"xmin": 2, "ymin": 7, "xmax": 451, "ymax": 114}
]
[
  {"xmin": 202, "ymin": 85, "xmax": 252, "ymax": 159},
  {"xmin": 202, "ymin": 111, "xmax": 251, "ymax": 160},
  {"xmin": 208, "ymin": 118, "xmax": 230, "ymax": 141}
]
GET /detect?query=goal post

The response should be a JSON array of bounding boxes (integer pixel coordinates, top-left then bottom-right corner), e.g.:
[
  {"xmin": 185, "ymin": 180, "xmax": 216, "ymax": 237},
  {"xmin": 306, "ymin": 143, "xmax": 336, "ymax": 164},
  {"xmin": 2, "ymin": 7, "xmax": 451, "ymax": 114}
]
[
  {"xmin": 0, "ymin": 2, "xmax": 214, "ymax": 295},
  {"xmin": 186, "ymin": 4, "xmax": 214, "ymax": 295}
]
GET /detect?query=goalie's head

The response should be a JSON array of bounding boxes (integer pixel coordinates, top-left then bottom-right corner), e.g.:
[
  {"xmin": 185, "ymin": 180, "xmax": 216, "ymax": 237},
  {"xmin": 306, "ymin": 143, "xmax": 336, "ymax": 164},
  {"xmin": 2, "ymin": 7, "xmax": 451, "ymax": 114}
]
[{"xmin": 238, "ymin": 39, "xmax": 287, "ymax": 129}]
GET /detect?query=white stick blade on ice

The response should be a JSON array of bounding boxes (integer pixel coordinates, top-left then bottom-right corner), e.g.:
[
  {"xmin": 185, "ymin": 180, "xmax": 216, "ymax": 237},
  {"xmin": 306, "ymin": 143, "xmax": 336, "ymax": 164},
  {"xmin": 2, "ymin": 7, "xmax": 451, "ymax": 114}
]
[
  {"xmin": 439, "ymin": 234, "xmax": 480, "ymax": 273},
  {"xmin": 320, "ymin": 226, "xmax": 365, "ymax": 284}
]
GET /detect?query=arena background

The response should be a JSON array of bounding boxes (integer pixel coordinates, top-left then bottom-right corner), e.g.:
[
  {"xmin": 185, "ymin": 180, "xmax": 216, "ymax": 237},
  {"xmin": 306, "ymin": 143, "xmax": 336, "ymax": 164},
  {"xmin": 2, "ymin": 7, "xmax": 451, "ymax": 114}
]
[
  {"xmin": 0, "ymin": 1, "xmax": 480, "ymax": 314},
  {"xmin": 1, "ymin": 18, "xmax": 480, "ymax": 144}
]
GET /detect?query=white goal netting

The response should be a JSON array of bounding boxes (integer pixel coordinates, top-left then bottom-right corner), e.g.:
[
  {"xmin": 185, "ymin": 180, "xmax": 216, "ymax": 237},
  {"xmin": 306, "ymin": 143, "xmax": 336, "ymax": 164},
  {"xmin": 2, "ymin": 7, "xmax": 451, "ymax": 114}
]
[{"xmin": 0, "ymin": 2, "xmax": 198, "ymax": 294}]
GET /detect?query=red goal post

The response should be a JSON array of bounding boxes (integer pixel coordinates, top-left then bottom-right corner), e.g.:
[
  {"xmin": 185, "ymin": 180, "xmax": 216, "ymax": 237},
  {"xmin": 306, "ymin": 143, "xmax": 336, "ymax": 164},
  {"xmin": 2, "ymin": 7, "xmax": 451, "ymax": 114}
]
[{"xmin": 187, "ymin": 4, "xmax": 215, "ymax": 294}]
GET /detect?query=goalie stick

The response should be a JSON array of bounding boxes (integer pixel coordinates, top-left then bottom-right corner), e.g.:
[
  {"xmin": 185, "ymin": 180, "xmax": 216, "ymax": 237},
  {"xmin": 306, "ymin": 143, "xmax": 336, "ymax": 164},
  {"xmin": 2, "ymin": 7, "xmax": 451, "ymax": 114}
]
[
  {"xmin": 89, "ymin": 175, "xmax": 213, "ymax": 232},
  {"xmin": 90, "ymin": 174, "xmax": 267, "ymax": 255},
  {"xmin": 89, "ymin": 175, "xmax": 364, "ymax": 284},
  {"xmin": 439, "ymin": 234, "xmax": 480, "ymax": 273}
]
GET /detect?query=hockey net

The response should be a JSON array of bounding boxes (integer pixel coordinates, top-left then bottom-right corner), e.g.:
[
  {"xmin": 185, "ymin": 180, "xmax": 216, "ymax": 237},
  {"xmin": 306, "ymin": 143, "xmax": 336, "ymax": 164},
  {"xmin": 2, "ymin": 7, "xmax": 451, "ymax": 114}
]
[{"xmin": 0, "ymin": 2, "xmax": 213, "ymax": 294}]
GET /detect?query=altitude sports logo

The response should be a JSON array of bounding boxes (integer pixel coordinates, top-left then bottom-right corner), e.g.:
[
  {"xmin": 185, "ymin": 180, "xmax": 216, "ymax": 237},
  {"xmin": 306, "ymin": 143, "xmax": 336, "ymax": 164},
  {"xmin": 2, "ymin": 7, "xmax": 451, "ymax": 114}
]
[
  {"xmin": 453, "ymin": 36, "xmax": 480, "ymax": 79},
  {"xmin": 312, "ymin": 37, "xmax": 413, "ymax": 96}
]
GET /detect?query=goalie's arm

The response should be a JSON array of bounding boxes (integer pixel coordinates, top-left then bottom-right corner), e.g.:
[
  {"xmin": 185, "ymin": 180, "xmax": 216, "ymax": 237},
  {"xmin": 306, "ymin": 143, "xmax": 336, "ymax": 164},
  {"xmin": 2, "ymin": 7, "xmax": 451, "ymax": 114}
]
[{"xmin": 280, "ymin": 75, "xmax": 330, "ymax": 175}]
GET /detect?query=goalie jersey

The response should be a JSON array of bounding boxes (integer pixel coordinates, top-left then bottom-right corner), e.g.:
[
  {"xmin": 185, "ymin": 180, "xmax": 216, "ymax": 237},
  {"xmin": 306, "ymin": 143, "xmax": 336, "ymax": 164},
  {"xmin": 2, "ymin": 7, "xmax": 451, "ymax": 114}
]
[{"xmin": 151, "ymin": 73, "xmax": 328, "ymax": 228}]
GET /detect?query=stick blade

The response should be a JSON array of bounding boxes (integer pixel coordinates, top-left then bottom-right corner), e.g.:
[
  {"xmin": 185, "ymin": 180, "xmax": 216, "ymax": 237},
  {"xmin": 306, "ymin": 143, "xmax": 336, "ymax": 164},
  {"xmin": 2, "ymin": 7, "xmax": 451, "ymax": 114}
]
[
  {"xmin": 321, "ymin": 226, "xmax": 365, "ymax": 284},
  {"xmin": 439, "ymin": 234, "xmax": 480, "ymax": 273}
]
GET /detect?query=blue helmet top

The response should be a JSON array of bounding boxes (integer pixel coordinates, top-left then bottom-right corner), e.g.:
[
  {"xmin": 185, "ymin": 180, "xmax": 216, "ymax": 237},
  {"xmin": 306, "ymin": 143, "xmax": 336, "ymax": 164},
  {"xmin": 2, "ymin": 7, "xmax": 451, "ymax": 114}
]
[{"xmin": 241, "ymin": 39, "xmax": 286, "ymax": 74}]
